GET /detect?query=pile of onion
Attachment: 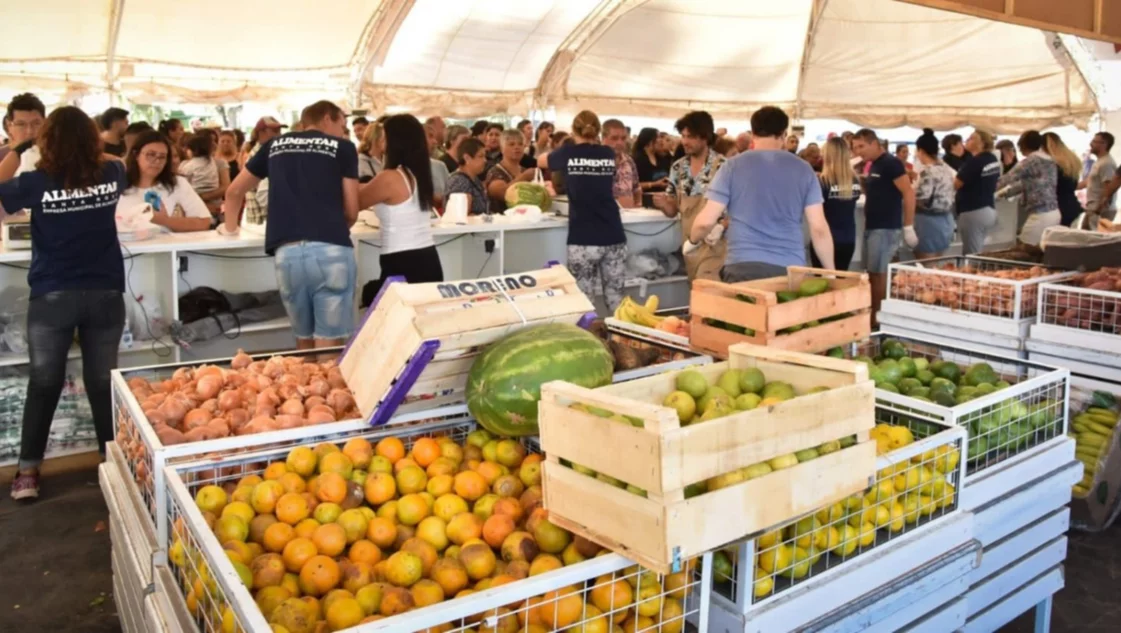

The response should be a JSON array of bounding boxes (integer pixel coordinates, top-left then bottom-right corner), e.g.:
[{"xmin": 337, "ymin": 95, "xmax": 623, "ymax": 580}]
[
  {"xmin": 127, "ymin": 350, "xmax": 359, "ymax": 446},
  {"xmin": 892, "ymin": 264, "xmax": 1053, "ymax": 316}
]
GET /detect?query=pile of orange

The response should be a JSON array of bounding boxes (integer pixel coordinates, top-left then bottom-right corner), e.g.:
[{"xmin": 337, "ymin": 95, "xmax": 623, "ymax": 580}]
[{"xmin": 175, "ymin": 429, "xmax": 692, "ymax": 633}]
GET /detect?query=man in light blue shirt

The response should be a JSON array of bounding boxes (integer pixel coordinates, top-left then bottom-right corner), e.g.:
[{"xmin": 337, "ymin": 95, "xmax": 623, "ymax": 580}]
[{"xmin": 685, "ymin": 106, "xmax": 833, "ymax": 282}]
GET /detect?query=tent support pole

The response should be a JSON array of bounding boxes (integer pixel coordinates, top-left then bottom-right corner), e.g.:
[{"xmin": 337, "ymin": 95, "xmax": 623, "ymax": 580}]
[
  {"xmin": 349, "ymin": 0, "xmax": 415, "ymax": 109},
  {"xmin": 105, "ymin": 0, "xmax": 126, "ymax": 104},
  {"xmin": 794, "ymin": 0, "xmax": 829, "ymax": 121}
]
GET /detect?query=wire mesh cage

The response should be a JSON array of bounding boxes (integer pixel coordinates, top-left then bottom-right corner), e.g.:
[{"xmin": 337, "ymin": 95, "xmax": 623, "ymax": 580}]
[
  {"xmin": 887, "ymin": 256, "xmax": 1073, "ymax": 321},
  {"xmin": 163, "ymin": 417, "xmax": 711, "ymax": 632},
  {"xmin": 710, "ymin": 409, "xmax": 966, "ymax": 614},
  {"xmin": 1068, "ymin": 378, "xmax": 1121, "ymax": 499},
  {"xmin": 1035, "ymin": 279, "xmax": 1121, "ymax": 356},
  {"xmin": 110, "ymin": 346, "xmax": 473, "ymax": 577},
  {"xmin": 851, "ymin": 333, "xmax": 1069, "ymax": 481}
]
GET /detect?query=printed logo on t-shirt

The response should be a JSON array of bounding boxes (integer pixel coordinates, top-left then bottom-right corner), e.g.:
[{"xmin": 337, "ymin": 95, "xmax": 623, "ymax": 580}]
[
  {"xmin": 980, "ymin": 162, "xmax": 1001, "ymax": 178},
  {"xmin": 828, "ymin": 183, "xmax": 862, "ymax": 200},
  {"xmin": 270, "ymin": 135, "xmax": 340, "ymax": 158},
  {"xmin": 566, "ymin": 157, "xmax": 614, "ymax": 177},
  {"xmin": 40, "ymin": 181, "xmax": 120, "ymax": 214}
]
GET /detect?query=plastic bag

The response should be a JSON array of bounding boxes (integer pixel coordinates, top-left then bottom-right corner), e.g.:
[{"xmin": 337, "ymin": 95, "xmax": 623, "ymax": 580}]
[{"xmin": 124, "ymin": 293, "xmax": 168, "ymax": 341}]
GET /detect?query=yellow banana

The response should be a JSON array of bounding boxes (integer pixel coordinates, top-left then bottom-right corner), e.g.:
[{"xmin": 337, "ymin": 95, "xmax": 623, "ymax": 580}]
[
  {"xmin": 630, "ymin": 303, "xmax": 665, "ymax": 328},
  {"xmin": 644, "ymin": 295, "xmax": 660, "ymax": 312}
]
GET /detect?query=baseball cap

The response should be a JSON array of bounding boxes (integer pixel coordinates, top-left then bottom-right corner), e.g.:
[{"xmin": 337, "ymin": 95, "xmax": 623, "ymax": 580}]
[{"xmin": 253, "ymin": 116, "xmax": 287, "ymax": 133}]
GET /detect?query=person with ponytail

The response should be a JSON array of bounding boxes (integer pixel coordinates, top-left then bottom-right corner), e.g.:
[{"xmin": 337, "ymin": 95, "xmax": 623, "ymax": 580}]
[
  {"xmin": 537, "ymin": 110, "xmax": 627, "ymax": 312},
  {"xmin": 954, "ymin": 131, "xmax": 1002, "ymax": 254},
  {"xmin": 911, "ymin": 129, "xmax": 957, "ymax": 259}
]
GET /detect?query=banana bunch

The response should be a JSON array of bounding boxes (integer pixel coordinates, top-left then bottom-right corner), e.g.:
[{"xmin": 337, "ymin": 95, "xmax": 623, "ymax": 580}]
[
  {"xmin": 615, "ymin": 295, "xmax": 664, "ymax": 327},
  {"xmin": 1072, "ymin": 406, "xmax": 1119, "ymax": 496}
]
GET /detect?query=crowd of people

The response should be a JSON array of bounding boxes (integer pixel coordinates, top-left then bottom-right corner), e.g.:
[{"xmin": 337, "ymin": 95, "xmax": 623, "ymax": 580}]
[{"xmin": 1, "ymin": 88, "xmax": 1119, "ymax": 500}]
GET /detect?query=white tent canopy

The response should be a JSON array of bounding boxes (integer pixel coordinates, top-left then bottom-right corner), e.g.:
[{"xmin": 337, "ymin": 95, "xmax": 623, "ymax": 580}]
[{"xmin": 0, "ymin": 0, "xmax": 1104, "ymax": 131}]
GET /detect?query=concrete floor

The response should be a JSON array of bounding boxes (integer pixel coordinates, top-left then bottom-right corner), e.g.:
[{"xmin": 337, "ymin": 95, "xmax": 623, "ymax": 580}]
[{"xmin": 0, "ymin": 465, "xmax": 1114, "ymax": 633}]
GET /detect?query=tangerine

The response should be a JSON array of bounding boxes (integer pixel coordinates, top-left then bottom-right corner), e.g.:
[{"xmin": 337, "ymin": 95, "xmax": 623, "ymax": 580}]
[
  {"xmin": 529, "ymin": 554, "xmax": 563, "ymax": 576},
  {"xmin": 282, "ymin": 537, "xmax": 318, "ymax": 573},
  {"xmin": 430, "ymin": 557, "xmax": 469, "ymax": 597},
  {"xmin": 311, "ymin": 523, "xmax": 348, "ymax": 558},
  {"xmin": 363, "ymin": 472, "xmax": 397, "ymax": 506},
  {"xmin": 340, "ymin": 559, "xmax": 374, "ymax": 594},
  {"xmin": 400, "ymin": 537, "xmax": 439, "ymax": 575},
  {"xmin": 393, "ymin": 458, "xmax": 419, "ymax": 474},
  {"xmin": 433, "ymin": 494, "xmax": 469, "ymax": 522},
  {"xmin": 264, "ymin": 522, "xmax": 297, "ymax": 553},
  {"xmin": 348, "ymin": 539, "xmax": 383, "ymax": 567},
  {"xmin": 410, "ymin": 438, "xmax": 442, "ymax": 468},
  {"xmin": 366, "ymin": 517, "xmax": 398, "ymax": 549},
  {"xmin": 395, "ymin": 466, "xmax": 428, "ymax": 495},
  {"xmin": 483, "ymin": 514, "xmax": 516, "ymax": 550},
  {"xmin": 325, "ymin": 596, "xmax": 365, "ymax": 631},
  {"xmin": 286, "ymin": 446, "xmax": 318, "ymax": 477},
  {"xmin": 426, "ymin": 457, "xmax": 457, "ymax": 479},
  {"xmin": 294, "ymin": 518, "xmax": 320, "ymax": 540},
  {"xmin": 454, "ymin": 471, "xmax": 488, "ymax": 501},
  {"xmin": 492, "ymin": 475, "xmax": 524, "ymax": 499},
  {"xmin": 446, "ymin": 512, "xmax": 484, "ymax": 546},
  {"xmin": 264, "ymin": 462, "xmax": 289, "ymax": 481},
  {"xmin": 342, "ymin": 438, "xmax": 374, "ymax": 470},
  {"xmin": 277, "ymin": 472, "xmax": 307, "ymax": 495},
  {"xmin": 426, "ymin": 474, "xmax": 454, "ymax": 497},
  {"xmin": 416, "ymin": 516, "xmax": 449, "ymax": 551},
  {"xmin": 276, "ymin": 493, "xmax": 310, "ymax": 525},
  {"xmin": 396, "ymin": 493, "xmax": 430, "ymax": 526},
  {"xmin": 384, "ymin": 551, "xmax": 424, "ymax": 587},
  {"xmin": 319, "ymin": 452, "xmax": 354, "ymax": 479},
  {"xmin": 410, "ymin": 578, "xmax": 445, "ymax": 608},
  {"xmin": 536, "ymin": 586, "xmax": 584, "ymax": 628},
  {"xmin": 492, "ymin": 497, "xmax": 523, "ymax": 522},
  {"xmin": 316, "ymin": 472, "xmax": 348, "ymax": 505},
  {"xmin": 379, "ymin": 586, "xmax": 415, "ymax": 616},
  {"xmin": 297, "ymin": 555, "xmax": 340, "ymax": 597},
  {"xmin": 475, "ymin": 461, "xmax": 505, "ymax": 486},
  {"xmin": 375, "ymin": 437, "xmax": 406, "ymax": 464}
]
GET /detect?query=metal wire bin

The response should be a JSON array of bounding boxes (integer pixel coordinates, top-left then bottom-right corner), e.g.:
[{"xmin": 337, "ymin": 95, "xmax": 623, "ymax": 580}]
[
  {"xmin": 1033, "ymin": 279, "xmax": 1121, "ymax": 357},
  {"xmin": 852, "ymin": 333, "xmax": 1069, "ymax": 484},
  {"xmin": 884, "ymin": 256, "xmax": 1075, "ymax": 338},
  {"xmin": 163, "ymin": 417, "xmax": 712, "ymax": 632},
  {"xmin": 710, "ymin": 410, "xmax": 966, "ymax": 616},
  {"xmin": 111, "ymin": 346, "xmax": 472, "ymax": 590}
]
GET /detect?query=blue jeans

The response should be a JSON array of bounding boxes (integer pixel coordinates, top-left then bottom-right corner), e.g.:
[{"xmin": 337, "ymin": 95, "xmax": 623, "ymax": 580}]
[
  {"xmin": 21, "ymin": 290, "xmax": 125, "ymax": 470},
  {"xmin": 275, "ymin": 241, "xmax": 356, "ymax": 340}
]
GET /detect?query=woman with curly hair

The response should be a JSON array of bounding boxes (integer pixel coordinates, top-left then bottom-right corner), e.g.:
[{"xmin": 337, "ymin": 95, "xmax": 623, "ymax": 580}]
[{"xmin": 0, "ymin": 106, "xmax": 128, "ymax": 501}]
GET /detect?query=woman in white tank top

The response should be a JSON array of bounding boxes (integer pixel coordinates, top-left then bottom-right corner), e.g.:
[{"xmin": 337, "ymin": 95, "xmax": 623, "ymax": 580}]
[{"xmin": 358, "ymin": 115, "xmax": 444, "ymax": 306}]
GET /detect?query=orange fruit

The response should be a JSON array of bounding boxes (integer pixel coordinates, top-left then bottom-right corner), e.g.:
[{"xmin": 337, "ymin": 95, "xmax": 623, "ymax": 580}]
[
  {"xmin": 495, "ymin": 440, "xmax": 526, "ymax": 468},
  {"xmin": 294, "ymin": 518, "xmax": 320, "ymax": 540},
  {"xmin": 426, "ymin": 474, "xmax": 454, "ymax": 497},
  {"xmin": 454, "ymin": 471, "xmax": 488, "ymax": 501},
  {"xmin": 440, "ymin": 441, "xmax": 464, "ymax": 465},
  {"xmin": 492, "ymin": 475, "xmax": 524, "ymax": 499},
  {"xmin": 529, "ymin": 554, "xmax": 563, "ymax": 576},
  {"xmin": 377, "ymin": 500, "xmax": 398, "ymax": 523},
  {"xmin": 537, "ymin": 586, "xmax": 584, "ymax": 628},
  {"xmin": 263, "ymin": 521, "xmax": 296, "ymax": 553},
  {"xmin": 385, "ymin": 551, "xmax": 424, "ymax": 587},
  {"xmin": 475, "ymin": 461, "xmax": 505, "ymax": 486},
  {"xmin": 482, "ymin": 514, "xmax": 516, "ymax": 549},
  {"xmin": 458, "ymin": 542, "xmax": 497, "ymax": 581},
  {"xmin": 375, "ymin": 437, "xmax": 406, "ymax": 464},
  {"xmin": 277, "ymin": 472, "xmax": 307, "ymax": 495},
  {"xmin": 311, "ymin": 523, "xmax": 348, "ymax": 558},
  {"xmin": 319, "ymin": 451, "xmax": 354, "ymax": 478},
  {"xmin": 366, "ymin": 517, "xmax": 398, "ymax": 549},
  {"xmin": 396, "ymin": 494, "xmax": 430, "ymax": 526},
  {"xmin": 298, "ymin": 555, "xmax": 340, "ymax": 597},
  {"xmin": 275, "ymin": 493, "xmax": 310, "ymax": 526},
  {"xmin": 316, "ymin": 472, "xmax": 348, "ymax": 505},
  {"xmin": 348, "ymin": 539, "xmax": 382, "ymax": 567},
  {"xmin": 395, "ymin": 466, "xmax": 428, "ymax": 495},
  {"xmin": 250, "ymin": 552, "xmax": 286, "ymax": 589},
  {"xmin": 363, "ymin": 472, "xmax": 397, "ymax": 506},
  {"xmin": 340, "ymin": 559, "xmax": 374, "ymax": 594},
  {"xmin": 337, "ymin": 508, "xmax": 370, "ymax": 544},
  {"xmin": 264, "ymin": 462, "xmax": 289, "ymax": 481},
  {"xmin": 379, "ymin": 586, "xmax": 415, "ymax": 616},
  {"xmin": 426, "ymin": 458, "xmax": 457, "ymax": 479},
  {"xmin": 326, "ymin": 596, "xmax": 365, "ymax": 631},
  {"xmin": 251, "ymin": 480, "xmax": 285, "ymax": 515},
  {"xmin": 400, "ymin": 537, "xmax": 439, "ymax": 575},
  {"xmin": 590, "ymin": 575, "xmax": 634, "ymax": 620},
  {"xmin": 286, "ymin": 446, "xmax": 318, "ymax": 477},
  {"xmin": 446, "ymin": 512, "xmax": 484, "ymax": 546},
  {"xmin": 342, "ymin": 438, "xmax": 374, "ymax": 470},
  {"xmin": 410, "ymin": 438, "xmax": 442, "ymax": 468},
  {"xmin": 416, "ymin": 516, "xmax": 449, "ymax": 551},
  {"xmin": 492, "ymin": 497, "xmax": 523, "ymax": 522},
  {"xmin": 433, "ymin": 494, "xmax": 469, "ymax": 522},
  {"xmin": 237, "ymin": 474, "xmax": 264, "ymax": 488},
  {"xmin": 282, "ymin": 537, "xmax": 318, "ymax": 573},
  {"xmin": 393, "ymin": 458, "xmax": 419, "ymax": 474},
  {"xmin": 430, "ymin": 557, "xmax": 469, "ymax": 596},
  {"xmin": 410, "ymin": 578, "xmax": 445, "ymax": 607}
]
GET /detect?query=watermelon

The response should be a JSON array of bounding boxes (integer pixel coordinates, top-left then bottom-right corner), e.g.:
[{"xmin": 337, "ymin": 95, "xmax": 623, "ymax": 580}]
[
  {"xmin": 505, "ymin": 182, "xmax": 552, "ymax": 210},
  {"xmin": 466, "ymin": 323, "xmax": 614, "ymax": 436}
]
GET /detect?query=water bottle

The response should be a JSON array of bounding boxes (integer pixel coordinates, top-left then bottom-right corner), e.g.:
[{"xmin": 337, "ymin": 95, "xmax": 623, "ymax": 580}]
[{"xmin": 120, "ymin": 315, "xmax": 134, "ymax": 350}]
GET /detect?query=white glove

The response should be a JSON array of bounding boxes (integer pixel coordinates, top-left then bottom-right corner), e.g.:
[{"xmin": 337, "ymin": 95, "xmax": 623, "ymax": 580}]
[
  {"xmin": 217, "ymin": 223, "xmax": 240, "ymax": 237},
  {"xmin": 903, "ymin": 225, "xmax": 919, "ymax": 249},
  {"xmin": 704, "ymin": 223, "xmax": 725, "ymax": 245},
  {"xmin": 682, "ymin": 239, "xmax": 701, "ymax": 256}
]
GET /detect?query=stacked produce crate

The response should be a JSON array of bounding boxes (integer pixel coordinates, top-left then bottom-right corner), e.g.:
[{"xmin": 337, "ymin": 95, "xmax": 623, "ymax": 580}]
[
  {"xmin": 881, "ymin": 256, "xmax": 1075, "ymax": 359},
  {"xmin": 1067, "ymin": 377, "xmax": 1121, "ymax": 532},
  {"xmin": 1028, "ymin": 269, "xmax": 1121, "ymax": 382}
]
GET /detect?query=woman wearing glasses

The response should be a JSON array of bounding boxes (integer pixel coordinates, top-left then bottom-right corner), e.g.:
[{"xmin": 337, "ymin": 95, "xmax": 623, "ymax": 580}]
[{"xmin": 116, "ymin": 131, "xmax": 213, "ymax": 232}]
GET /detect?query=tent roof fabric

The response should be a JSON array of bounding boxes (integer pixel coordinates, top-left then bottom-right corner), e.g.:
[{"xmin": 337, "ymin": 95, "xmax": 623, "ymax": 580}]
[{"xmin": 0, "ymin": 0, "xmax": 1103, "ymax": 130}]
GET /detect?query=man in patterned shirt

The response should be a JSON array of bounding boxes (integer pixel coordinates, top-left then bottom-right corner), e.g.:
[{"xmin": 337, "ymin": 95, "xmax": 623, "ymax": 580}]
[
  {"xmin": 656, "ymin": 111, "xmax": 725, "ymax": 217},
  {"xmin": 603, "ymin": 118, "xmax": 640, "ymax": 208}
]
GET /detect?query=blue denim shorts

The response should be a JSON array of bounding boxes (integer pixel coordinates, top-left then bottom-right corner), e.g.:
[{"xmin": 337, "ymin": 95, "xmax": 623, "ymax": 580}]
[
  {"xmin": 275, "ymin": 241, "xmax": 357, "ymax": 340},
  {"xmin": 863, "ymin": 229, "xmax": 902, "ymax": 274}
]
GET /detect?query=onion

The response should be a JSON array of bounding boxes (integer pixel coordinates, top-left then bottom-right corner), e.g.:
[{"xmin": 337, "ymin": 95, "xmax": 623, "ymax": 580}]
[
  {"xmin": 253, "ymin": 374, "xmax": 273, "ymax": 390},
  {"xmin": 200, "ymin": 398, "xmax": 219, "ymax": 414},
  {"xmin": 207, "ymin": 418, "xmax": 231, "ymax": 437},
  {"xmin": 308, "ymin": 404, "xmax": 336, "ymax": 420},
  {"xmin": 304, "ymin": 396, "xmax": 327, "ymax": 410},
  {"xmin": 156, "ymin": 427, "xmax": 187, "ymax": 445},
  {"xmin": 196, "ymin": 375, "xmax": 222, "ymax": 400},
  {"xmin": 306, "ymin": 409, "xmax": 336, "ymax": 424},
  {"xmin": 184, "ymin": 427, "xmax": 215, "ymax": 442},
  {"xmin": 263, "ymin": 360, "xmax": 286, "ymax": 379},
  {"xmin": 172, "ymin": 367, "xmax": 193, "ymax": 382},
  {"xmin": 247, "ymin": 360, "xmax": 267, "ymax": 375},
  {"xmin": 326, "ymin": 389, "xmax": 356, "ymax": 416},
  {"xmin": 218, "ymin": 391, "xmax": 242, "ymax": 412},
  {"xmin": 238, "ymin": 384, "xmax": 259, "ymax": 402},
  {"xmin": 231, "ymin": 349, "xmax": 252, "ymax": 370},
  {"xmin": 143, "ymin": 393, "xmax": 167, "ymax": 409},
  {"xmin": 128, "ymin": 377, "xmax": 151, "ymax": 391},
  {"xmin": 182, "ymin": 408, "xmax": 213, "ymax": 431},
  {"xmin": 145, "ymin": 409, "xmax": 169, "ymax": 427},
  {"xmin": 277, "ymin": 383, "xmax": 304, "ymax": 401},
  {"xmin": 223, "ymin": 372, "xmax": 246, "ymax": 388},
  {"xmin": 307, "ymin": 378, "xmax": 330, "ymax": 398},
  {"xmin": 253, "ymin": 403, "xmax": 277, "ymax": 420},
  {"xmin": 279, "ymin": 399, "xmax": 306, "ymax": 417},
  {"xmin": 196, "ymin": 365, "xmax": 224, "ymax": 381},
  {"xmin": 157, "ymin": 396, "xmax": 189, "ymax": 427},
  {"xmin": 326, "ymin": 369, "xmax": 347, "ymax": 390},
  {"xmin": 258, "ymin": 388, "xmax": 280, "ymax": 408},
  {"xmin": 227, "ymin": 408, "xmax": 250, "ymax": 430},
  {"xmin": 275, "ymin": 415, "xmax": 303, "ymax": 429}
]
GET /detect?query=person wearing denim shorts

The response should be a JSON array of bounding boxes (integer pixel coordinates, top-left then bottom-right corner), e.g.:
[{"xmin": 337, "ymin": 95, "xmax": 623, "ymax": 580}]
[
  {"xmin": 851, "ymin": 129, "xmax": 917, "ymax": 323},
  {"xmin": 222, "ymin": 101, "xmax": 360, "ymax": 349}
]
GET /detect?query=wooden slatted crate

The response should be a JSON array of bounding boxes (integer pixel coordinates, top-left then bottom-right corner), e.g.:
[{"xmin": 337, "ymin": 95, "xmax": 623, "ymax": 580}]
[
  {"xmin": 538, "ymin": 343, "xmax": 877, "ymax": 573},
  {"xmin": 339, "ymin": 266, "xmax": 596, "ymax": 424},
  {"xmin": 690, "ymin": 267, "xmax": 871, "ymax": 358}
]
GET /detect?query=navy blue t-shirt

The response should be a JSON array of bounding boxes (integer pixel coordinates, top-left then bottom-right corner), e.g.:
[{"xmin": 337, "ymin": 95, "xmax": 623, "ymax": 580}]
[
  {"xmin": 0, "ymin": 161, "xmax": 126, "ymax": 298},
  {"xmin": 864, "ymin": 153, "xmax": 906, "ymax": 230},
  {"xmin": 246, "ymin": 130, "xmax": 359, "ymax": 255},
  {"xmin": 955, "ymin": 153, "xmax": 1001, "ymax": 213},
  {"xmin": 548, "ymin": 143, "xmax": 625, "ymax": 246},
  {"xmin": 821, "ymin": 177, "xmax": 861, "ymax": 244}
]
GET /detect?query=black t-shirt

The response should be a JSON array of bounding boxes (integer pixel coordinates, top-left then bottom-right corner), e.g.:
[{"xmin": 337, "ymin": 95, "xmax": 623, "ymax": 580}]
[
  {"xmin": 634, "ymin": 152, "xmax": 671, "ymax": 189},
  {"xmin": 955, "ymin": 153, "xmax": 1001, "ymax": 213},
  {"xmin": 246, "ymin": 130, "xmax": 358, "ymax": 255},
  {"xmin": 864, "ymin": 153, "xmax": 907, "ymax": 230},
  {"xmin": 103, "ymin": 141, "xmax": 125, "ymax": 157},
  {"xmin": 821, "ymin": 177, "xmax": 861, "ymax": 244},
  {"xmin": 519, "ymin": 147, "xmax": 537, "ymax": 170},
  {"xmin": 548, "ymin": 143, "xmax": 625, "ymax": 246},
  {"xmin": 943, "ymin": 151, "xmax": 972, "ymax": 172},
  {"xmin": 0, "ymin": 161, "xmax": 126, "ymax": 297},
  {"xmin": 226, "ymin": 157, "xmax": 240, "ymax": 183},
  {"xmin": 1056, "ymin": 171, "xmax": 1082, "ymax": 225}
]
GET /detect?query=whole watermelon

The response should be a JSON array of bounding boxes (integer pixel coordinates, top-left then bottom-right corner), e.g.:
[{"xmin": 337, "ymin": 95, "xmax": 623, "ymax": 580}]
[
  {"xmin": 466, "ymin": 323, "xmax": 613, "ymax": 436},
  {"xmin": 504, "ymin": 181, "xmax": 552, "ymax": 210}
]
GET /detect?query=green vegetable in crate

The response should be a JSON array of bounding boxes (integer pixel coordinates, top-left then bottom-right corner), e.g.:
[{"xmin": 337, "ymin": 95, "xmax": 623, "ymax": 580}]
[
  {"xmin": 777, "ymin": 290, "xmax": 800, "ymax": 303},
  {"xmin": 466, "ymin": 323, "xmax": 613, "ymax": 436},
  {"xmin": 798, "ymin": 278, "xmax": 830, "ymax": 297},
  {"xmin": 504, "ymin": 181, "xmax": 552, "ymax": 210},
  {"xmin": 1092, "ymin": 391, "xmax": 1118, "ymax": 410},
  {"xmin": 825, "ymin": 346, "xmax": 845, "ymax": 358},
  {"xmin": 930, "ymin": 360, "xmax": 961, "ymax": 383},
  {"xmin": 963, "ymin": 363, "xmax": 998, "ymax": 387},
  {"xmin": 881, "ymin": 339, "xmax": 907, "ymax": 360}
]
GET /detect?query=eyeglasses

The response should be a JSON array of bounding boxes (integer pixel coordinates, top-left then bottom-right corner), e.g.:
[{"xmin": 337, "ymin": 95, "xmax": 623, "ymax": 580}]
[
  {"xmin": 141, "ymin": 151, "xmax": 168, "ymax": 162},
  {"xmin": 9, "ymin": 120, "xmax": 42, "ymax": 131}
]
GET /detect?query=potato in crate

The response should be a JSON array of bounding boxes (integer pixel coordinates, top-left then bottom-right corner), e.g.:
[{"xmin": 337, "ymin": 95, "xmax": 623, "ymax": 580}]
[
  {"xmin": 538, "ymin": 344, "xmax": 877, "ymax": 574},
  {"xmin": 689, "ymin": 267, "xmax": 870, "ymax": 358}
]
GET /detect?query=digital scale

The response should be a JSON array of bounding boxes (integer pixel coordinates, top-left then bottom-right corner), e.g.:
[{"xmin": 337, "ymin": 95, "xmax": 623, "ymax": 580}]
[{"xmin": 2, "ymin": 215, "xmax": 32, "ymax": 250}]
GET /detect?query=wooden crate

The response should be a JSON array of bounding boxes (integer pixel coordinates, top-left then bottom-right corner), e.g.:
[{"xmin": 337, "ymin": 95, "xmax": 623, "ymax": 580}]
[
  {"xmin": 538, "ymin": 343, "xmax": 877, "ymax": 573},
  {"xmin": 689, "ymin": 267, "xmax": 871, "ymax": 358},
  {"xmin": 340, "ymin": 267, "xmax": 595, "ymax": 424}
]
